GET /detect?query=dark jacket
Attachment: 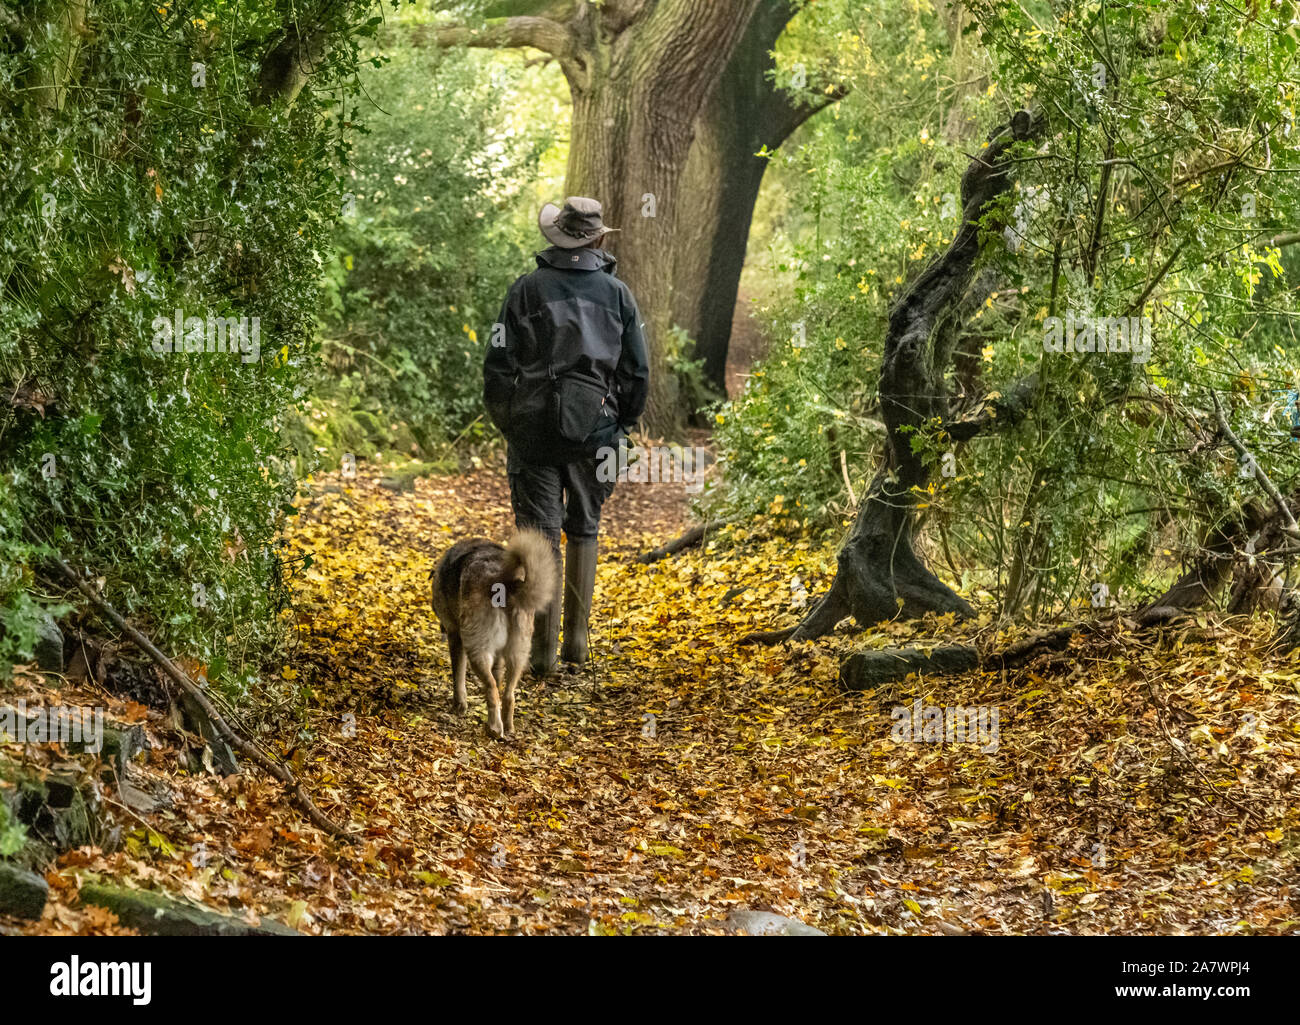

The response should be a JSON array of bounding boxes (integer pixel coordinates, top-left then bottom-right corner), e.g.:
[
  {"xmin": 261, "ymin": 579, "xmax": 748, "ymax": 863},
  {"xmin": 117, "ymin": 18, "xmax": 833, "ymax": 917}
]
[{"xmin": 484, "ymin": 246, "xmax": 649, "ymax": 466}]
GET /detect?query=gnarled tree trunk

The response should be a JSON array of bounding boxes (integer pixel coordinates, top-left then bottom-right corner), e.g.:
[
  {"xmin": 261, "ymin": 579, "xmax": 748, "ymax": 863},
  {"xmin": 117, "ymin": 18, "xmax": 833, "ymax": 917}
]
[{"xmin": 745, "ymin": 109, "xmax": 1043, "ymax": 644}]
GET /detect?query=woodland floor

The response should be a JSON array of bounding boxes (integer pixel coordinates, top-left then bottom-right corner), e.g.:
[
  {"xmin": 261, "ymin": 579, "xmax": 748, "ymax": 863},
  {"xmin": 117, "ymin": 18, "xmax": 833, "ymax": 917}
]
[
  {"xmin": 724, "ymin": 288, "xmax": 768, "ymax": 399},
  {"xmin": 5, "ymin": 453, "xmax": 1300, "ymax": 935}
]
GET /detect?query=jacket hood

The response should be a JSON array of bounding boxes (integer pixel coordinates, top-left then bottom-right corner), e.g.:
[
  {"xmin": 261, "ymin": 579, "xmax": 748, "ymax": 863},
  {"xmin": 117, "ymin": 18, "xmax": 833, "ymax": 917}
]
[{"xmin": 536, "ymin": 246, "xmax": 619, "ymax": 274}]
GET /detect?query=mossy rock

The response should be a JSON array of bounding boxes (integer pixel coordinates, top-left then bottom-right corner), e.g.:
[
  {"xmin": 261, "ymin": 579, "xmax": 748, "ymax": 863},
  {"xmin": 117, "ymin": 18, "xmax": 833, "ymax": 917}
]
[
  {"xmin": 79, "ymin": 881, "xmax": 299, "ymax": 936},
  {"xmin": 0, "ymin": 762, "xmax": 99, "ymax": 868},
  {"xmin": 0, "ymin": 861, "xmax": 48, "ymax": 919}
]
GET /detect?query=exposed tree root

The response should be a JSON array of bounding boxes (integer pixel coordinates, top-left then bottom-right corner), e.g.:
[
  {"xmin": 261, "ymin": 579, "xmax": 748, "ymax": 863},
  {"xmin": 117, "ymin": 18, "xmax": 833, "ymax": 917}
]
[
  {"xmin": 838, "ymin": 625, "xmax": 1084, "ymax": 690},
  {"xmin": 26, "ymin": 528, "xmax": 357, "ymax": 843},
  {"xmin": 634, "ymin": 521, "xmax": 728, "ymax": 564}
]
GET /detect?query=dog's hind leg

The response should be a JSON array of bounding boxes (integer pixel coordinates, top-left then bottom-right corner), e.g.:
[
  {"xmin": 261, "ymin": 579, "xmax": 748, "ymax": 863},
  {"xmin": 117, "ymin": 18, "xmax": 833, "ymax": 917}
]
[
  {"xmin": 447, "ymin": 632, "xmax": 468, "ymax": 715},
  {"xmin": 493, "ymin": 654, "xmax": 512, "ymax": 733},
  {"xmin": 503, "ymin": 615, "xmax": 531, "ymax": 737},
  {"xmin": 502, "ymin": 657, "xmax": 526, "ymax": 736},
  {"xmin": 468, "ymin": 653, "xmax": 504, "ymax": 739}
]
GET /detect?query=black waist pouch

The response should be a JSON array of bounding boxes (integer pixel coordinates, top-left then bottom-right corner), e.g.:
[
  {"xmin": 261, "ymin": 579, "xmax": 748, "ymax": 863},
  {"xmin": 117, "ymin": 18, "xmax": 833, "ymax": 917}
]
[{"xmin": 552, "ymin": 368, "xmax": 614, "ymax": 449}]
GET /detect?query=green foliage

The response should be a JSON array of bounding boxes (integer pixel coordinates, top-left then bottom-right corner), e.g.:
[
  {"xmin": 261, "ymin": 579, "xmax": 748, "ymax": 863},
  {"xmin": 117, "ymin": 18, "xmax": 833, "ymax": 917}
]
[
  {"xmin": 665, "ymin": 326, "xmax": 720, "ymax": 421},
  {"xmin": 313, "ymin": 36, "xmax": 561, "ymax": 458},
  {"xmin": 0, "ymin": 1, "xmax": 385, "ymax": 692},
  {"xmin": 719, "ymin": 0, "xmax": 1300, "ymax": 617},
  {"xmin": 0, "ymin": 493, "xmax": 43, "ymax": 673},
  {"xmin": 944, "ymin": 0, "xmax": 1300, "ymax": 615},
  {"xmin": 0, "ymin": 798, "xmax": 26, "ymax": 858},
  {"xmin": 716, "ymin": 0, "xmax": 964, "ymax": 528}
]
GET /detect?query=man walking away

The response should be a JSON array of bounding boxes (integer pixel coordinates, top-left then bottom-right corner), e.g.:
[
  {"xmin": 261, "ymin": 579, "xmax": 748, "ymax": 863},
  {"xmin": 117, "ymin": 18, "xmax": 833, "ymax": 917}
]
[{"xmin": 484, "ymin": 197, "xmax": 649, "ymax": 675}]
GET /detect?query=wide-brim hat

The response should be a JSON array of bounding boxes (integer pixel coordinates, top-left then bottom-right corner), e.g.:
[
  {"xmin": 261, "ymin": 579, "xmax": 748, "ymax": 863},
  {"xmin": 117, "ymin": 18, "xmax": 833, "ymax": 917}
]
[{"xmin": 539, "ymin": 196, "xmax": 620, "ymax": 249}]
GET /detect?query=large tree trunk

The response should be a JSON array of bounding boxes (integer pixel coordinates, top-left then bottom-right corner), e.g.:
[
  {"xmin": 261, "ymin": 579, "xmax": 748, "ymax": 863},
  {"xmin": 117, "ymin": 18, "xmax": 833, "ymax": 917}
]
[
  {"xmin": 745, "ymin": 110, "xmax": 1043, "ymax": 645},
  {"xmin": 431, "ymin": 0, "xmax": 760, "ymax": 433},
  {"xmin": 559, "ymin": 1, "xmax": 759, "ymax": 434},
  {"xmin": 671, "ymin": 0, "xmax": 843, "ymax": 393}
]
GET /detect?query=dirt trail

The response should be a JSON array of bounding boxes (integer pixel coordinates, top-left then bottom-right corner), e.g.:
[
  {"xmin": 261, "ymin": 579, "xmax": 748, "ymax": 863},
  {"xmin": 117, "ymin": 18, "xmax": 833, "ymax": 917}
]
[
  {"xmin": 724, "ymin": 287, "xmax": 768, "ymax": 399},
  {"xmin": 8, "ymin": 442, "xmax": 1298, "ymax": 935},
  {"xmin": 11, "ymin": 270, "xmax": 1296, "ymax": 937},
  {"xmin": 265, "ymin": 468, "xmax": 1298, "ymax": 934},
  {"xmin": 9, "ymin": 460, "xmax": 1298, "ymax": 935}
]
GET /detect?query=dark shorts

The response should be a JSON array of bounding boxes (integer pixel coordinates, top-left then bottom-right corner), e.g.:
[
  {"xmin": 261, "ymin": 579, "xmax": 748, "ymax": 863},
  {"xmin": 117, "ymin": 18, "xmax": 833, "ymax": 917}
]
[{"xmin": 507, "ymin": 445, "xmax": 619, "ymax": 543}]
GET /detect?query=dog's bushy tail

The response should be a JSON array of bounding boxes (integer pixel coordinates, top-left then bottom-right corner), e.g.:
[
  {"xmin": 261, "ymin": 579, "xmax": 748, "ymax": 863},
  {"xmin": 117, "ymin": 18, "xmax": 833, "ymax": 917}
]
[{"xmin": 503, "ymin": 529, "xmax": 557, "ymax": 614}]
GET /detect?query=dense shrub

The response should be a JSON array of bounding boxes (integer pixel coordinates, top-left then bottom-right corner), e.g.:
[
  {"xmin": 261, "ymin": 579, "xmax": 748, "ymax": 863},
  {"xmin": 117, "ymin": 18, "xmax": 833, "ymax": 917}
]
[
  {"xmin": 0, "ymin": 1, "xmax": 384, "ymax": 692},
  {"xmin": 311, "ymin": 34, "xmax": 563, "ymax": 462}
]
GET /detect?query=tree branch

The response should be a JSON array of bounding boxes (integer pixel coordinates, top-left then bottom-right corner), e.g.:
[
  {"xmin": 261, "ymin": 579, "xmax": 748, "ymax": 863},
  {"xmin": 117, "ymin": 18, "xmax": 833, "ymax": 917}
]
[
  {"xmin": 25, "ymin": 527, "xmax": 357, "ymax": 842},
  {"xmin": 415, "ymin": 16, "xmax": 575, "ymax": 59},
  {"xmin": 764, "ymin": 82, "xmax": 850, "ymax": 148},
  {"xmin": 940, "ymin": 374, "xmax": 1039, "ymax": 442},
  {"xmin": 255, "ymin": 23, "xmax": 327, "ymax": 107},
  {"xmin": 1211, "ymin": 391, "xmax": 1300, "ymax": 538}
]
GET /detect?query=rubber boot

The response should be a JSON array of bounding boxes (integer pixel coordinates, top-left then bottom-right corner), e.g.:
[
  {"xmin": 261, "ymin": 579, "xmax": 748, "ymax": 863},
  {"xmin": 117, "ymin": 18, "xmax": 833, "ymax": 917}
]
[
  {"xmin": 529, "ymin": 542, "xmax": 562, "ymax": 677},
  {"xmin": 561, "ymin": 539, "xmax": 598, "ymax": 665}
]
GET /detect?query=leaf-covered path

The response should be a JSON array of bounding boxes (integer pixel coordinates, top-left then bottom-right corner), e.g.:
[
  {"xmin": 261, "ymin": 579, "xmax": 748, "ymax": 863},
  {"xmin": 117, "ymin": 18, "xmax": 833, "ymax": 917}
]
[
  {"xmin": 16, "ymin": 461, "xmax": 1300, "ymax": 935},
  {"xmin": 270, "ymin": 462, "xmax": 1300, "ymax": 934}
]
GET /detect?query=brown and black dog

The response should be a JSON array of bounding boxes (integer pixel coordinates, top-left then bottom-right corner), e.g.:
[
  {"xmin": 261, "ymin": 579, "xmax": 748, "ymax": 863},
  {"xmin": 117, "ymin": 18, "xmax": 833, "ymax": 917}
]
[{"xmin": 431, "ymin": 531, "xmax": 555, "ymax": 738}]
